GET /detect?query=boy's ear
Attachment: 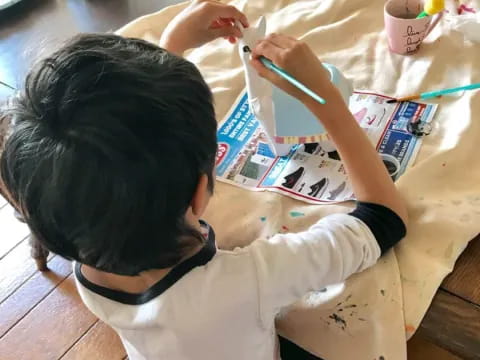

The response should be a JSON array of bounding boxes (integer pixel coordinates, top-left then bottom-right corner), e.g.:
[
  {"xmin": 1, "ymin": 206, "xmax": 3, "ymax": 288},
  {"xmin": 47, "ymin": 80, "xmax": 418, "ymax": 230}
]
[{"xmin": 191, "ymin": 174, "xmax": 210, "ymax": 217}]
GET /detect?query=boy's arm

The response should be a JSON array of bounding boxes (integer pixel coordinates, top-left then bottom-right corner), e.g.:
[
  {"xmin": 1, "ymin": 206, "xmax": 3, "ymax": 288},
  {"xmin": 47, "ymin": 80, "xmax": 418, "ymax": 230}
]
[
  {"xmin": 247, "ymin": 35, "xmax": 407, "ymax": 316},
  {"xmin": 251, "ymin": 34, "xmax": 408, "ymax": 224},
  {"xmin": 249, "ymin": 209, "xmax": 401, "ymax": 318}
]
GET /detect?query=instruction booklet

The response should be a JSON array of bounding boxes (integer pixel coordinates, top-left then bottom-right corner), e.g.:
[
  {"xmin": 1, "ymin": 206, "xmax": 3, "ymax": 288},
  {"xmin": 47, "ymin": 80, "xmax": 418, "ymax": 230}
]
[{"xmin": 216, "ymin": 90, "xmax": 437, "ymax": 204}]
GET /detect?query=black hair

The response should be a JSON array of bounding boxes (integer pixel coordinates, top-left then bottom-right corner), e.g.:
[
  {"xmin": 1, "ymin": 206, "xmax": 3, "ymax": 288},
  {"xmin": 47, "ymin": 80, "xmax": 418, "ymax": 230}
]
[{"xmin": 0, "ymin": 34, "xmax": 217, "ymax": 275}]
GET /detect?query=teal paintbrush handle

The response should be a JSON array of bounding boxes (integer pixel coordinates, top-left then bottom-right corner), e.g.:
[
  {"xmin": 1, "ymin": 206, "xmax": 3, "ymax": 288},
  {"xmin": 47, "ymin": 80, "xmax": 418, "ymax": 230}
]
[
  {"xmin": 259, "ymin": 57, "xmax": 326, "ymax": 105},
  {"xmin": 421, "ymin": 83, "xmax": 480, "ymax": 99}
]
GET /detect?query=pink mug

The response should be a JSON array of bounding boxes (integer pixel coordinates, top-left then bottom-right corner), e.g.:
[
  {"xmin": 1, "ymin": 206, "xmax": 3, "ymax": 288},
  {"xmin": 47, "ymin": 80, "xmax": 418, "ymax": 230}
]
[{"xmin": 384, "ymin": 0, "xmax": 443, "ymax": 55}]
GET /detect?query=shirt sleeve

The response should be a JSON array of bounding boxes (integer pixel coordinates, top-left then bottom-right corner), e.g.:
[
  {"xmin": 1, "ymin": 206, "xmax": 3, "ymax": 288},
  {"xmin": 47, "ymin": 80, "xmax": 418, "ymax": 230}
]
[
  {"xmin": 349, "ymin": 201, "xmax": 406, "ymax": 255},
  {"xmin": 249, "ymin": 213, "xmax": 381, "ymax": 324}
]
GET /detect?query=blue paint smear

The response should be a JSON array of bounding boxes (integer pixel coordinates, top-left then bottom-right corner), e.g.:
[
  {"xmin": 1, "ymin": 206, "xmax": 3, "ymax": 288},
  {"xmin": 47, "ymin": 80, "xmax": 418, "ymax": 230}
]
[{"xmin": 290, "ymin": 211, "xmax": 305, "ymax": 218}]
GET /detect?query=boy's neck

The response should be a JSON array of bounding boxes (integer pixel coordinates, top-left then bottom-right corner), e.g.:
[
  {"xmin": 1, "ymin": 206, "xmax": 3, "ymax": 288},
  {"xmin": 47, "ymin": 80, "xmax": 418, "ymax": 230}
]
[
  {"xmin": 80, "ymin": 242, "xmax": 205, "ymax": 294},
  {"xmin": 80, "ymin": 217, "xmax": 207, "ymax": 294},
  {"xmin": 81, "ymin": 265, "xmax": 169, "ymax": 293}
]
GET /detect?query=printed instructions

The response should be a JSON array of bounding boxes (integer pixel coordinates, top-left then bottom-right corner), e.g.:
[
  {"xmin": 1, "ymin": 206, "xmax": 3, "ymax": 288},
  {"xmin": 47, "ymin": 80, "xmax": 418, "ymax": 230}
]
[{"xmin": 216, "ymin": 91, "xmax": 437, "ymax": 204}]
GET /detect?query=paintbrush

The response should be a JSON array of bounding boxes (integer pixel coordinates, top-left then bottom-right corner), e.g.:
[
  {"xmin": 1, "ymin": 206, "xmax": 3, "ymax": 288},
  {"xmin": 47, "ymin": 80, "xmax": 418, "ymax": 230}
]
[
  {"xmin": 0, "ymin": 80, "xmax": 16, "ymax": 90},
  {"xmin": 417, "ymin": 0, "xmax": 445, "ymax": 18},
  {"xmin": 242, "ymin": 45, "xmax": 326, "ymax": 105},
  {"xmin": 387, "ymin": 82, "xmax": 480, "ymax": 103}
]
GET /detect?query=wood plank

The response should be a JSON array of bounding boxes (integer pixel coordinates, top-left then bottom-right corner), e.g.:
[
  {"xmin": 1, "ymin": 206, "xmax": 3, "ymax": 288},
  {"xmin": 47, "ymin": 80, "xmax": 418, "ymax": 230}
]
[
  {"xmin": 0, "ymin": 256, "xmax": 72, "ymax": 338},
  {"xmin": 408, "ymin": 333, "xmax": 461, "ymax": 360},
  {"xmin": 441, "ymin": 235, "xmax": 480, "ymax": 305},
  {"xmin": 61, "ymin": 321, "xmax": 126, "ymax": 360},
  {"xmin": 0, "ymin": 0, "xmax": 184, "ymax": 85},
  {"xmin": 0, "ymin": 274, "xmax": 97, "ymax": 360},
  {"xmin": 0, "ymin": 239, "xmax": 51, "ymax": 303},
  {"xmin": 0, "ymin": 203, "xmax": 30, "ymax": 259},
  {"xmin": 418, "ymin": 289, "xmax": 480, "ymax": 360}
]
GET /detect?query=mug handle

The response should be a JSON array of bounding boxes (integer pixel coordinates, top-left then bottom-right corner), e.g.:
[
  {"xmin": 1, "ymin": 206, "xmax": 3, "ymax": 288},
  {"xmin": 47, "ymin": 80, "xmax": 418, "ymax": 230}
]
[{"xmin": 424, "ymin": 11, "xmax": 444, "ymax": 38}]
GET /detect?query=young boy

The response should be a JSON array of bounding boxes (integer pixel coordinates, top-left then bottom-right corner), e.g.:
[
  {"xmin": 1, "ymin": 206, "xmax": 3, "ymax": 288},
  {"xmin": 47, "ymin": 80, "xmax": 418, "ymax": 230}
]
[{"xmin": 0, "ymin": 1, "xmax": 407, "ymax": 359}]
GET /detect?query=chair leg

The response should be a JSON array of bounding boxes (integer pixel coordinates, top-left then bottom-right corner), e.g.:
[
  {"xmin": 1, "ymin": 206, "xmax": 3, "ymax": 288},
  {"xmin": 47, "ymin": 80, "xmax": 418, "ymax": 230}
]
[
  {"xmin": 14, "ymin": 210, "xmax": 50, "ymax": 271},
  {"xmin": 29, "ymin": 233, "xmax": 49, "ymax": 271}
]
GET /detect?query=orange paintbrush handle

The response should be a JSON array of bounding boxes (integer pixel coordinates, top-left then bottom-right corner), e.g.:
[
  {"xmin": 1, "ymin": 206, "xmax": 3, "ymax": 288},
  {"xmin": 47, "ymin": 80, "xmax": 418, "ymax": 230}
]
[{"xmin": 396, "ymin": 94, "xmax": 421, "ymax": 102}]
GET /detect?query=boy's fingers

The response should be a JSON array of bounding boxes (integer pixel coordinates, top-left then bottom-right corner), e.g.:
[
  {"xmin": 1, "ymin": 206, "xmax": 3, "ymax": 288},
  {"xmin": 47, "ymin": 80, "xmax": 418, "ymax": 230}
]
[
  {"xmin": 265, "ymin": 33, "xmax": 298, "ymax": 49},
  {"xmin": 250, "ymin": 58, "xmax": 268, "ymax": 78},
  {"xmin": 209, "ymin": 20, "xmax": 222, "ymax": 29},
  {"xmin": 209, "ymin": 17, "xmax": 237, "ymax": 29},
  {"xmin": 250, "ymin": 58, "xmax": 279, "ymax": 83},
  {"xmin": 211, "ymin": 24, "xmax": 243, "ymax": 40},
  {"xmin": 202, "ymin": 2, "xmax": 249, "ymax": 28},
  {"xmin": 209, "ymin": 18, "xmax": 231, "ymax": 29},
  {"xmin": 252, "ymin": 40, "xmax": 286, "ymax": 65}
]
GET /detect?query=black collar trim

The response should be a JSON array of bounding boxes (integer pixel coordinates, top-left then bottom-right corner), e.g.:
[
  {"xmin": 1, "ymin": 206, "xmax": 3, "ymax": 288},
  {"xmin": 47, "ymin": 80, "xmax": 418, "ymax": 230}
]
[{"xmin": 74, "ymin": 222, "xmax": 216, "ymax": 305}]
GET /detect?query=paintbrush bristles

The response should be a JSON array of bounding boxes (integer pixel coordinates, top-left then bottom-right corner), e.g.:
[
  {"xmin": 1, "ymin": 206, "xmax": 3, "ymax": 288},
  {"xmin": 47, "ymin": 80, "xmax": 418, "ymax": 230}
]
[{"xmin": 387, "ymin": 94, "xmax": 421, "ymax": 103}]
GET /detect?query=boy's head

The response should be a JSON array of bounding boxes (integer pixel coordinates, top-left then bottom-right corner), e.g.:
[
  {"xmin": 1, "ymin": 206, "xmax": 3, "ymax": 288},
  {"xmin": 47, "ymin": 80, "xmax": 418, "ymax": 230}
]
[{"xmin": 0, "ymin": 34, "xmax": 217, "ymax": 275}]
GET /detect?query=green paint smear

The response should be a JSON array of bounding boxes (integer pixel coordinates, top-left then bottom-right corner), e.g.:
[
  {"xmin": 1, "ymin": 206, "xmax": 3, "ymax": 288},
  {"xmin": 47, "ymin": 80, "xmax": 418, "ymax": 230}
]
[
  {"xmin": 290, "ymin": 211, "xmax": 305, "ymax": 218},
  {"xmin": 260, "ymin": 216, "xmax": 267, "ymax": 222}
]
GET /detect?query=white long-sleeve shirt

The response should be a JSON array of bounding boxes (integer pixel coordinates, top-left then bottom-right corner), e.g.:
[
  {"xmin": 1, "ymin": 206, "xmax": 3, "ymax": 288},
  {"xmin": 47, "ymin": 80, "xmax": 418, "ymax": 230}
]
[{"xmin": 74, "ymin": 211, "xmax": 392, "ymax": 360}]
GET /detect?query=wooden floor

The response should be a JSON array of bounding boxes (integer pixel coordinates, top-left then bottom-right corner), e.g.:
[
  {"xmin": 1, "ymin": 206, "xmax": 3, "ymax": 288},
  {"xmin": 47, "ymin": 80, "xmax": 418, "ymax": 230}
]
[{"xmin": 0, "ymin": 196, "xmax": 461, "ymax": 360}]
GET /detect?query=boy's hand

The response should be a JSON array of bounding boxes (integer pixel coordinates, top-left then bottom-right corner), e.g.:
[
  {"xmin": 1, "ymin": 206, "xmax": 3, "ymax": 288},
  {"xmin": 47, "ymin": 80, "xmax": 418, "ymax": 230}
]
[
  {"xmin": 250, "ymin": 34, "xmax": 340, "ymax": 110},
  {"xmin": 253, "ymin": 35, "xmax": 408, "ymax": 225},
  {"xmin": 160, "ymin": 0, "xmax": 249, "ymax": 55}
]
